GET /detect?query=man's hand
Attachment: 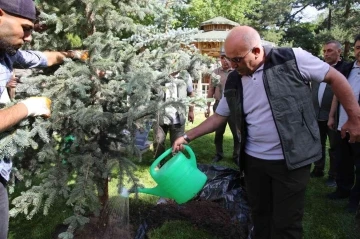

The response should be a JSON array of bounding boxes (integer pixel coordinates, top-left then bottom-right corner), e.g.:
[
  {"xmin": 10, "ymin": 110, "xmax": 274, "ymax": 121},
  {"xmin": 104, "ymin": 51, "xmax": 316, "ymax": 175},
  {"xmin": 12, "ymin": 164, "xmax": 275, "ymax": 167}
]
[
  {"xmin": 6, "ymin": 76, "xmax": 18, "ymax": 88},
  {"xmin": 204, "ymin": 108, "xmax": 210, "ymax": 118},
  {"xmin": 188, "ymin": 111, "xmax": 194, "ymax": 123},
  {"xmin": 67, "ymin": 50, "xmax": 89, "ymax": 61},
  {"xmin": 341, "ymin": 114, "xmax": 360, "ymax": 143},
  {"xmin": 327, "ymin": 116, "xmax": 335, "ymax": 130},
  {"xmin": 20, "ymin": 97, "xmax": 52, "ymax": 117},
  {"xmin": 172, "ymin": 136, "xmax": 188, "ymax": 153},
  {"xmin": 96, "ymin": 69, "xmax": 106, "ymax": 78}
]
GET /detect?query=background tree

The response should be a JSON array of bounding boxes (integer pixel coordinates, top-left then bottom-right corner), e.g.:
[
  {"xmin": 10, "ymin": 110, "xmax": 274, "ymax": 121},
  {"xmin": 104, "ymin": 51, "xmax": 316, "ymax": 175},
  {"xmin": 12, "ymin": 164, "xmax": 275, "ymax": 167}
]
[
  {"xmin": 314, "ymin": 0, "xmax": 360, "ymax": 59},
  {"xmin": 249, "ymin": 0, "xmax": 297, "ymax": 29},
  {"xmin": 173, "ymin": 0, "xmax": 258, "ymax": 28},
  {"xmin": 281, "ymin": 22, "xmax": 321, "ymax": 55}
]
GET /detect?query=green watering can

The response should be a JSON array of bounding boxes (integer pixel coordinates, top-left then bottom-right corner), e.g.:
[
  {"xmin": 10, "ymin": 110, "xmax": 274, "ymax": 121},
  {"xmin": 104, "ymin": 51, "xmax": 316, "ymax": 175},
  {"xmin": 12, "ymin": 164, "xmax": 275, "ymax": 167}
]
[{"xmin": 137, "ymin": 145, "xmax": 207, "ymax": 204}]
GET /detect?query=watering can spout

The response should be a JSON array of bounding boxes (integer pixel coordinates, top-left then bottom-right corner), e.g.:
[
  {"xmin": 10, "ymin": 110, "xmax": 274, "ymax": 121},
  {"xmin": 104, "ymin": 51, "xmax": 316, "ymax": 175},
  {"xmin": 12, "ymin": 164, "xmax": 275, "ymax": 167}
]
[{"xmin": 137, "ymin": 186, "xmax": 171, "ymax": 198}]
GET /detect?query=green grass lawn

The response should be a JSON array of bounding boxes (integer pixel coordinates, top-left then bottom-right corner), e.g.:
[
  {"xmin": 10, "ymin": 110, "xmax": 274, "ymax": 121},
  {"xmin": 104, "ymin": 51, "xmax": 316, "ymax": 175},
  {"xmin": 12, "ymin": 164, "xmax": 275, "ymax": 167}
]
[{"xmin": 8, "ymin": 112, "xmax": 360, "ymax": 238}]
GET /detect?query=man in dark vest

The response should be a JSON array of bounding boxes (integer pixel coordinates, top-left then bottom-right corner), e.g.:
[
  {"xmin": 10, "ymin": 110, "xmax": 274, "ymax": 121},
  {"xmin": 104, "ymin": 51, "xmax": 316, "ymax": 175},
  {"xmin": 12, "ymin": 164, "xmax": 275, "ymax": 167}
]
[
  {"xmin": 327, "ymin": 35, "xmax": 360, "ymax": 214},
  {"xmin": 311, "ymin": 40, "xmax": 347, "ymax": 187},
  {"xmin": 171, "ymin": 26, "xmax": 360, "ymax": 239}
]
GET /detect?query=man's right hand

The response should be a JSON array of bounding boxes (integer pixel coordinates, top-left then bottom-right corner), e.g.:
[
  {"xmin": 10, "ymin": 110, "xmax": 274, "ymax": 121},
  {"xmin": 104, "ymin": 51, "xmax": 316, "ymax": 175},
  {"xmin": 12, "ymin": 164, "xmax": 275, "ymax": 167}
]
[
  {"xmin": 172, "ymin": 136, "xmax": 188, "ymax": 153},
  {"xmin": 327, "ymin": 116, "xmax": 335, "ymax": 130},
  {"xmin": 20, "ymin": 97, "xmax": 52, "ymax": 117},
  {"xmin": 204, "ymin": 108, "xmax": 210, "ymax": 118}
]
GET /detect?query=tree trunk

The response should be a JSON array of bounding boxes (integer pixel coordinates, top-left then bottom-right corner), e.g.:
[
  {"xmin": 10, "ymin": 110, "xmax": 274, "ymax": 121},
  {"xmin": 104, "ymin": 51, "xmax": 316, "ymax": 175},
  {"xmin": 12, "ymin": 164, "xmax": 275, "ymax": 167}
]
[
  {"xmin": 85, "ymin": 3, "xmax": 96, "ymax": 35},
  {"xmin": 343, "ymin": 0, "xmax": 351, "ymax": 60},
  {"xmin": 344, "ymin": 41, "xmax": 350, "ymax": 60},
  {"xmin": 98, "ymin": 132, "xmax": 110, "ymax": 207},
  {"xmin": 327, "ymin": 8, "xmax": 332, "ymax": 30},
  {"xmin": 99, "ymin": 177, "xmax": 109, "ymax": 206}
]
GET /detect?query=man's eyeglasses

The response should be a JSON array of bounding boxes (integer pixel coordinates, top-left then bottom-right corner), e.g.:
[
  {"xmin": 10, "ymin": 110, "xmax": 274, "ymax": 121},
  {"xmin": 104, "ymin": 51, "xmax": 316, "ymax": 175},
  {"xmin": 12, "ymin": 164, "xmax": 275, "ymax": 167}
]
[{"xmin": 224, "ymin": 48, "xmax": 253, "ymax": 63}]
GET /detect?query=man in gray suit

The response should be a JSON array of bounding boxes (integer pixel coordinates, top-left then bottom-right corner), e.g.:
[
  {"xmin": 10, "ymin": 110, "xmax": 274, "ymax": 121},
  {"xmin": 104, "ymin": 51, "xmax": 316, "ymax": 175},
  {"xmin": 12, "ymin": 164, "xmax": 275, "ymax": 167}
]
[{"xmin": 311, "ymin": 40, "xmax": 347, "ymax": 187}]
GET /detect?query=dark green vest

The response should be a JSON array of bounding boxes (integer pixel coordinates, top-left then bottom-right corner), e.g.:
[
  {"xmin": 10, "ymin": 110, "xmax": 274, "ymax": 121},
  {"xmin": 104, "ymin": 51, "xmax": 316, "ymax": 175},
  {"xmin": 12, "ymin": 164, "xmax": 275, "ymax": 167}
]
[
  {"xmin": 311, "ymin": 82, "xmax": 334, "ymax": 121},
  {"xmin": 311, "ymin": 61, "xmax": 348, "ymax": 121},
  {"xmin": 224, "ymin": 47, "xmax": 321, "ymax": 171}
]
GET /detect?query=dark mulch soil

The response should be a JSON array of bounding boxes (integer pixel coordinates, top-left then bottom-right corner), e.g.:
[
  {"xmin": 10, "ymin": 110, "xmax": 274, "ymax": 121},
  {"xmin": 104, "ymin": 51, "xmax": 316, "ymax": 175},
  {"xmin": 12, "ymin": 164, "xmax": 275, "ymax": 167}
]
[
  {"xmin": 67, "ymin": 199, "xmax": 245, "ymax": 239},
  {"xmin": 139, "ymin": 200, "xmax": 245, "ymax": 239}
]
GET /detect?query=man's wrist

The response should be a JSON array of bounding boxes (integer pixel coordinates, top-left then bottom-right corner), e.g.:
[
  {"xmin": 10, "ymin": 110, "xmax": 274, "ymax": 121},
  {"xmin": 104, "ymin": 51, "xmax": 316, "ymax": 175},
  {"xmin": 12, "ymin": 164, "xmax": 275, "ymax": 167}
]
[
  {"xmin": 64, "ymin": 51, "xmax": 74, "ymax": 59},
  {"xmin": 183, "ymin": 133, "xmax": 191, "ymax": 143}
]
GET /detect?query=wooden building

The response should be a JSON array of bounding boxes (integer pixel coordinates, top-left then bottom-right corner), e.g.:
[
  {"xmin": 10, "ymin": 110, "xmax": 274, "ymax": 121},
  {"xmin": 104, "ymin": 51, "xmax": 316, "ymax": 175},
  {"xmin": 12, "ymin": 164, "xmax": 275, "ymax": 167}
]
[
  {"xmin": 191, "ymin": 16, "xmax": 275, "ymax": 95},
  {"xmin": 192, "ymin": 16, "xmax": 239, "ymax": 58},
  {"xmin": 192, "ymin": 16, "xmax": 276, "ymax": 58}
]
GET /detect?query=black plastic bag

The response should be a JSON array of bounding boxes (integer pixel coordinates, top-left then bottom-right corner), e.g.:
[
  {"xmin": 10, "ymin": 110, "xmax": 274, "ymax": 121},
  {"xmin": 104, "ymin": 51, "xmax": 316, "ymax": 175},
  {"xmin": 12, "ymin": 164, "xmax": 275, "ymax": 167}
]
[
  {"xmin": 196, "ymin": 164, "xmax": 253, "ymax": 238},
  {"xmin": 135, "ymin": 164, "xmax": 253, "ymax": 239}
]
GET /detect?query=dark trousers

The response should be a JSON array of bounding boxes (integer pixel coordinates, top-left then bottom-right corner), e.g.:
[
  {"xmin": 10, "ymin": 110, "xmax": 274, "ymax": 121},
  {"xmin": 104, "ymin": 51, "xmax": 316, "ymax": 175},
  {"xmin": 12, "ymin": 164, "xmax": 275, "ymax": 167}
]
[
  {"xmin": 213, "ymin": 100, "xmax": 240, "ymax": 163},
  {"xmin": 153, "ymin": 123, "xmax": 185, "ymax": 159},
  {"xmin": 0, "ymin": 179, "xmax": 8, "ymax": 239},
  {"xmin": 335, "ymin": 131, "xmax": 360, "ymax": 206},
  {"xmin": 244, "ymin": 154, "xmax": 310, "ymax": 239},
  {"xmin": 313, "ymin": 120, "xmax": 337, "ymax": 178}
]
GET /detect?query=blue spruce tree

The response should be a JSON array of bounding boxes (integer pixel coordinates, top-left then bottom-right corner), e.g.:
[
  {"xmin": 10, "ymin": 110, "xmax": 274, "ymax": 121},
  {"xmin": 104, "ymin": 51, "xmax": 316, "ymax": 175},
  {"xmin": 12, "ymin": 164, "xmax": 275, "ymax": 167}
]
[{"xmin": 2, "ymin": 0, "xmax": 212, "ymax": 238}]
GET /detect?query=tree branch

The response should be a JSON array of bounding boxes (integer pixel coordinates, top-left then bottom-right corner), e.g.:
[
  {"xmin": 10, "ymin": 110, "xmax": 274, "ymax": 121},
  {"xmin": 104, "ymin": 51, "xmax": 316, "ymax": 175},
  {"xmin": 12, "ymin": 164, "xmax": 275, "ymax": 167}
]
[{"xmin": 279, "ymin": 3, "xmax": 311, "ymax": 28}]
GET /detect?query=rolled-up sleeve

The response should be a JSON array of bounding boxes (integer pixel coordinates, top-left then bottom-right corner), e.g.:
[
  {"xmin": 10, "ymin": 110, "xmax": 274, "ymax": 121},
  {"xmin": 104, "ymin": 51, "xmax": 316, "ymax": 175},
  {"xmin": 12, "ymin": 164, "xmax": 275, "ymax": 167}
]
[
  {"xmin": 215, "ymin": 97, "xmax": 230, "ymax": 116},
  {"xmin": 12, "ymin": 50, "xmax": 48, "ymax": 69},
  {"xmin": 0, "ymin": 51, "xmax": 48, "ymax": 97},
  {"xmin": 293, "ymin": 48, "xmax": 330, "ymax": 83}
]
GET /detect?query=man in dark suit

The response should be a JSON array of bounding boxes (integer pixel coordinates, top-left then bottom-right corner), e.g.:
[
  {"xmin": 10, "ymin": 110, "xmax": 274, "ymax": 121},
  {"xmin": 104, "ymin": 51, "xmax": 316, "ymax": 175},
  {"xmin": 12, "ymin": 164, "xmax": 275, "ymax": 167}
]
[
  {"xmin": 327, "ymin": 35, "xmax": 360, "ymax": 213},
  {"xmin": 311, "ymin": 40, "xmax": 347, "ymax": 187}
]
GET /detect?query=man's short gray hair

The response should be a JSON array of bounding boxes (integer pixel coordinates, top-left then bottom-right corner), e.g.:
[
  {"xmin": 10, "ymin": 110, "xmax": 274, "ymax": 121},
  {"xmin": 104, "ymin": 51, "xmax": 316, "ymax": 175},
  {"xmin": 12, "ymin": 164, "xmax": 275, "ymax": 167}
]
[{"xmin": 325, "ymin": 40, "xmax": 342, "ymax": 50}]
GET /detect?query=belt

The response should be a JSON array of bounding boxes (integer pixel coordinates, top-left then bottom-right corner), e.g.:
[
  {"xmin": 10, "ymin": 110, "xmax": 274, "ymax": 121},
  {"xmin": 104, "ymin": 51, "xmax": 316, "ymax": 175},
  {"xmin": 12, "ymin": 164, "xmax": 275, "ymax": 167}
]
[{"xmin": 0, "ymin": 175, "xmax": 7, "ymax": 187}]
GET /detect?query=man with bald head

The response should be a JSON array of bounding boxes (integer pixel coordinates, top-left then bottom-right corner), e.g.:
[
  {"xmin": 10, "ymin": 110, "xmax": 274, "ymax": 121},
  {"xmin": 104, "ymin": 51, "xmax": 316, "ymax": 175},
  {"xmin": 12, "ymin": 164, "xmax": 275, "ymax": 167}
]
[{"xmin": 172, "ymin": 26, "xmax": 360, "ymax": 238}]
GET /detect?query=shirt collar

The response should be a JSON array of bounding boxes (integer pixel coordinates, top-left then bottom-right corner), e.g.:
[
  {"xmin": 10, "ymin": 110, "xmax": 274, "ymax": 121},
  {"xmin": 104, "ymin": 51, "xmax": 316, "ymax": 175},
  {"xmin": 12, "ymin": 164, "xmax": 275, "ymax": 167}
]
[
  {"xmin": 353, "ymin": 61, "xmax": 360, "ymax": 68},
  {"xmin": 256, "ymin": 64, "xmax": 264, "ymax": 72},
  {"xmin": 220, "ymin": 67, "xmax": 232, "ymax": 73}
]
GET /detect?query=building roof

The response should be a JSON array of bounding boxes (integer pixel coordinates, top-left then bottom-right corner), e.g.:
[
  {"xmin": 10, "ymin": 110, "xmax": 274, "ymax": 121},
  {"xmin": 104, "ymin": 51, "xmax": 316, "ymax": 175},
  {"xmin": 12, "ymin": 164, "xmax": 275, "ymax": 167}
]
[
  {"xmin": 192, "ymin": 30, "xmax": 276, "ymax": 46},
  {"xmin": 200, "ymin": 16, "xmax": 240, "ymax": 28},
  {"xmin": 193, "ymin": 30, "xmax": 230, "ymax": 42}
]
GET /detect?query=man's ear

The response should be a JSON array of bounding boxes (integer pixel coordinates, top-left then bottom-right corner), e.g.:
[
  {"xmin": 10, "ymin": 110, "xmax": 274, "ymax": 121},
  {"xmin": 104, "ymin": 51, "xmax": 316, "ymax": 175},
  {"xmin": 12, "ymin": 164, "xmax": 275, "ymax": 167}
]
[
  {"xmin": 252, "ymin": 46, "xmax": 261, "ymax": 56},
  {"xmin": 0, "ymin": 9, "xmax": 5, "ymax": 21}
]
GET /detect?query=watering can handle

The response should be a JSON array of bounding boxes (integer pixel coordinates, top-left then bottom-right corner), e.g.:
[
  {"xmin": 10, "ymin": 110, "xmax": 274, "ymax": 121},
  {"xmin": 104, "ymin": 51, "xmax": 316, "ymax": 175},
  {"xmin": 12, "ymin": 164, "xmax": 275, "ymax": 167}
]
[
  {"xmin": 184, "ymin": 145, "xmax": 196, "ymax": 167},
  {"xmin": 150, "ymin": 145, "xmax": 196, "ymax": 176}
]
